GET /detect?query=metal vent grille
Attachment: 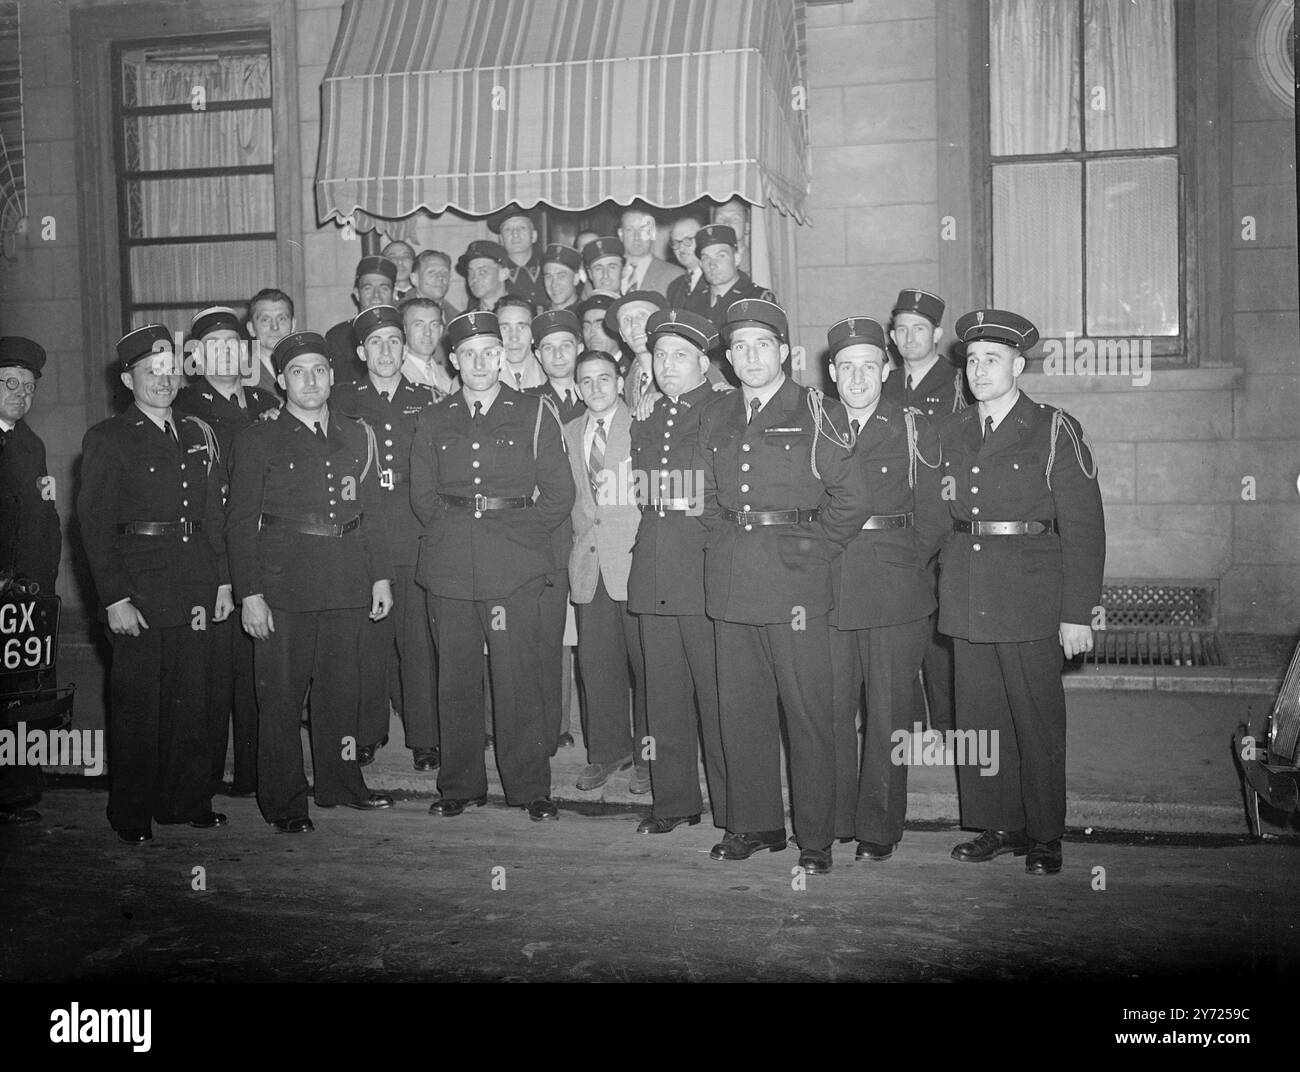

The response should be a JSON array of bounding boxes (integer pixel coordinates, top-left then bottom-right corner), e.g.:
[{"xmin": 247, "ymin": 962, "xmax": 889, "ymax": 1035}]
[{"xmin": 1084, "ymin": 581, "xmax": 1224, "ymax": 667}]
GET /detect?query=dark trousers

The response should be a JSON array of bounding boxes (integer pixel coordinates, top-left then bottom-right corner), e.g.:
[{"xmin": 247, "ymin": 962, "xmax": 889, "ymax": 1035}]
[
  {"xmin": 574, "ymin": 576, "xmax": 646, "ymax": 765},
  {"xmin": 431, "ymin": 577, "xmax": 550, "ymax": 805},
  {"xmin": 206, "ymin": 614, "xmax": 258, "ymax": 794},
  {"xmin": 640, "ymin": 612, "xmax": 727, "ymax": 827},
  {"xmin": 106, "ymin": 624, "xmax": 212, "ymax": 830},
  {"xmin": 952, "ymin": 635, "xmax": 1067, "ymax": 844},
  {"xmin": 831, "ymin": 616, "xmax": 930, "ymax": 845},
  {"xmin": 357, "ymin": 564, "xmax": 438, "ymax": 750},
  {"xmin": 254, "ymin": 607, "xmax": 370, "ymax": 822},
  {"xmin": 0, "ymin": 671, "xmax": 47, "ymax": 807},
  {"xmin": 714, "ymin": 615, "xmax": 835, "ymax": 850},
  {"xmin": 915, "ymin": 617, "xmax": 955, "ymax": 732},
  {"xmin": 538, "ymin": 573, "xmax": 569, "ymax": 751}
]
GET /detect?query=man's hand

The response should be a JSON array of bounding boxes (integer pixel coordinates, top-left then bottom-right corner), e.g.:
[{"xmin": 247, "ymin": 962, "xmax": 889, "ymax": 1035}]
[
  {"xmin": 213, "ymin": 585, "xmax": 234, "ymax": 622},
  {"xmin": 242, "ymin": 594, "xmax": 275, "ymax": 640},
  {"xmin": 370, "ymin": 579, "xmax": 394, "ymax": 621},
  {"xmin": 258, "ymin": 406, "xmax": 281, "ymax": 422},
  {"xmin": 107, "ymin": 601, "xmax": 148, "ymax": 637},
  {"xmin": 632, "ymin": 390, "xmax": 662, "ymax": 422},
  {"xmin": 1059, "ymin": 622, "xmax": 1093, "ymax": 659}
]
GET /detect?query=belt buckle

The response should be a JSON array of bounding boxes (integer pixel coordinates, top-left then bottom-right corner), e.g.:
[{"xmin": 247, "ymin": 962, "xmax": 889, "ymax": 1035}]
[
  {"xmin": 379, "ymin": 467, "xmax": 394, "ymax": 490},
  {"xmin": 474, "ymin": 493, "xmax": 488, "ymax": 512}
]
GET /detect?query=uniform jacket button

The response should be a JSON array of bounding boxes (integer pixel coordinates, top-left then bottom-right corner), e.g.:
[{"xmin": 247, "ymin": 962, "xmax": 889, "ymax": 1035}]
[{"xmin": 973, "ymin": 543, "xmax": 981, "ymax": 551}]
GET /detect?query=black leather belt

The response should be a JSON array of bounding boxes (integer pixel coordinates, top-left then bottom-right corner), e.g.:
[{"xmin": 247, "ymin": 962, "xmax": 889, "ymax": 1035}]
[
  {"xmin": 722, "ymin": 507, "xmax": 821, "ymax": 526},
  {"xmin": 953, "ymin": 519, "xmax": 1058, "ymax": 536},
  {"xmin": 862, "ymin": 512, "xmax": 913, "ymax": 530},
  {"xmin": 439, "ymin": 493, "xmax": 533, "ymax": 511},
  {"xmin": 640, "ymin": 498, "xmax": 693, "ymax": 513},
  {"xmin": 378, "ymin": 469, "xmax": 408, "ymax": 489},
  {"xmin": 260, "ymin": 512, "xmax": 362, "ymax": 537},
  {"xmin": 116, "ymin": 521, "xmax": 202, "ymax": 536}
]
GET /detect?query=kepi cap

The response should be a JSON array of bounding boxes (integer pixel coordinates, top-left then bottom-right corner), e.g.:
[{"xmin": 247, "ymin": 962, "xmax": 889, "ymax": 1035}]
[
  {"xmin": 352, "ymin": 304, "xmax": 404, "ymax": 342},
  {"xmin": 954, "ymin": 308, "xmax": 1039, "ymax": 352},
  {"xmin": 190, "ymin": 306, "xmax": 243, "ymax": 340},
  {"xmin": 581, "ymin": 237, "xmax": 624, "ymax": 267},
  {"xmin": 891, "ymin": 288, "xmax": 946, "ymax": 325},
  {"xmin": 443, "ymin": 310, "xmax": 502, "ymax": 351},
  {"xmin": 827, "ymin": 316, "xmax": 887, "ymax": 358},
  {"xmin": 0, "ymin": 336, "xmax": 47, "ymax": 378},
  {"xmin": 270, "ymin": 331, "xmax": 329, "ymax": 374},
  {"xmin": 117, "ymin": 324, "xmax": 175, "ymax": 372},
  {"xmin": 354, "ymin": 256, "xmax": 398, "ymax": 286},
  {"xmin": 694, "ymin": 224, "xmax": 737, "ymax": 256},
  {"xmin": 721, "ymin": 297, "xmax": 788, "ymax": 344},
  {"xmin": 531, "ymin": 308, "xmax": 582, "ymax": 345},
  {"xmin": 541, "ymin": 243, "xmax": 582, "ymax": 272},
  {"xmin": 645, "ymin": 308, "xmax": 716, "ymax": 354}
]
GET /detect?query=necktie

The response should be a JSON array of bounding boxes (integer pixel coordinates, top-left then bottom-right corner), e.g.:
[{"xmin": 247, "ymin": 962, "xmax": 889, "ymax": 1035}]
[
  {"xmin": 906, "ymin": 374, "xmax": 913, "ymax": 393},
  {"xmin": 587, "ymin": 417, "xmax": 607, "ymax": 499},
  {"xmin": 748, "ymin": 398, "xmax": 761, "ymax": 425},
  {"xmin": 983, "ymin": 415, "xmax": 993, "ymax": 442},
  {"xmin": 0, "ymin": 427, "xmax": 8, "ymax": 453},
  {"xmin": 851, "ymin": 418, "xmax": 861, "ymax": 437},
  {"xmin": 514, "ymin": 370, "xmax": 522, "ymax": 389},
  {"xmin": 472, "ymin": 401, "xmax": 483, "ymax": 425},
  {"xmin": 564, "ymin": 389, "xmax": 574, "ymax": 408},
  {"xmin": 638, "ymin": 370, "xmax": 650, "ymax": 400},
  {"xmin": 164, "ymin": 419, "xmax": 178, "ymax": 444},
  {"xmin": 314, "ymin": 421, "xmax": 327, "ymax": 442},
  {"xmin": 621, "ymin": 263, "xmax": 636, "ymax": 294}
]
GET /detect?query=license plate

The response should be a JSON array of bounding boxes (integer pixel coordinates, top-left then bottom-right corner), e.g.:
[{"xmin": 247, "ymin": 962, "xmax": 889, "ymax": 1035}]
[{"xmin": 0, "ymin": 595, "xmax": 60, "ymax": 674}]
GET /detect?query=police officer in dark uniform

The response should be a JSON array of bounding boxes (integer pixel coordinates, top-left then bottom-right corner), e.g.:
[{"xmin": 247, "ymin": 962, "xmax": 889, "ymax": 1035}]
[
  {"xmin": 684, "ymin": 225, "xmax": 776, "ymax": 334},
  {"xmin": 824, "ymin": 317, "xmax": 948, "ymax": 861},
  {"xmin": 78, "ymin": 325, "xmax": 231, "ymax": 843},
  {"xmin": 331, "ymin": 305, "xmax": 440, "ymax": 772},
  {"xmin": 174, "ymin": 307, "xmax": 280, "ymax": 797},
  {"xmin": 324, "ymin": 256, "xmax": 397, "ymax": 384},
  {"xmin": 525, "ymin": 309, "xmax": 586, "ymax": 753},
  {"xmin": 882, "ymin": 288, "xmax": 966, "ymax": 737},
  {"xmin": 541, "ymin": 243, "xmax": 584, "ymax": 313},
  {"xmin": 699, "ymin": 299, "xmax": 869, "ymax": 874},
  {"xmin": 226, "ymin": 331, "xmax": 396, "ymax": 833},
  {"xmin": 628, "ymin": 309, "xmax": 730, "ymax": 834},
  {"xmin": 0, "ymin": 337, "xmax": 62, "ymax": 824},
  {"xmin": 411, "ymin": 311, "xmax": 574, "ymax": 821},
  {"xmin": 941, "ymin": 309, "xmax": 1105, "ymax": 876}
]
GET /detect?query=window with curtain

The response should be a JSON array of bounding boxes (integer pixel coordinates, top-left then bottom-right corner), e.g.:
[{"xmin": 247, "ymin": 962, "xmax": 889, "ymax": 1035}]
[
  {"xmin": 114, "ymin": 33, "xmax": 276, "ymax": 333},
  {"xmin": 988, "ymin": 0, "xmax": 1181, "ymax": 351}
]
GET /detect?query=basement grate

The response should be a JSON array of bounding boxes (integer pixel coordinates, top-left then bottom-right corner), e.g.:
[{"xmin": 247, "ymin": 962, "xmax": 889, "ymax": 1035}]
[{"xmin": 1082, "ymin": 581, "xmax": 1226, "ymax": 667}]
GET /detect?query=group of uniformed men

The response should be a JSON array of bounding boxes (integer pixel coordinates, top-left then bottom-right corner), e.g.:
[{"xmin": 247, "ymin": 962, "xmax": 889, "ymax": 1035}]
[{"xmin": 4, "ymin": 203, "xmax": 1105, "ymax": 878}]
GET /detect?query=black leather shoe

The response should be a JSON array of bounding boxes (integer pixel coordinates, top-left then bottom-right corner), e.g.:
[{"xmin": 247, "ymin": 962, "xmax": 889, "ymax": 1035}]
[
  {"xmin": 855, "ymin": 840, "xmax": 895, "ymax": 862},
  {"xmin": 1025, "ymin": 839, "xmax": 1063, "ymax": 875},
  {"xmin": 556, "ymin": 732, "xmax": 575, "ymax": 748},
  {"xmin": 0, "ymin": 806, "xmax": 40, "ymax": 824},
  {"xmin": 357, "ymin": 745, "xmax": 377, "ymax": 766},
  {"xmin": 797, "ymin": 847, "xmax": 832, "ymax": 874},
  {"xmin": 575, "ymin": 755, "xmax": 632, "ymax": 791},
  {"xmin": 273, "ymin": 817, "xmax": 314, "ymax": 834},
  {"xmin": 225, "ymin": 786, "xmax": 256, "ymax": 798},
  {"xmin": 637, "ymin": 814, "xmax": 701, "ymax": 834},
  {"xmin": 710, "ymin": 829, "xmax": 787, "ymax": 860},
  {"xmin": 190, "ymin": 811, "xmax": 228, "ymax": 829},
  {"xmin": 525, "ymin": 798, "xmax": 559, "ymax": 822},
  {"xmin": 412, "ymin": 748, "xmax": 440, "ymax": 771},
  {"xmin": 428, "ymin": 795, "xmax": 487, "ymax": 817},
  {"xmin": 117, "ymin": 827, "xmax": 153, "ymax": 844},
  {"xmin": 321, "ymin": 793, "xmax": 393, "ymax": 810},
  {"xmin": 951, "ymin": 828, "xmax": 1031, "ymax": 863}
]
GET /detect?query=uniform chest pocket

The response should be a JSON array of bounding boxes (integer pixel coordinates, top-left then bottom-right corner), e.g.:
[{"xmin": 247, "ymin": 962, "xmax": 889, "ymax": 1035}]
[
  {"xmin": 990, "ymin": 451, "xmax": 1041, "ymax": 487},
  {"xmin": 764, "ymin": 428, "xmax": 812, "ymax": 468}
]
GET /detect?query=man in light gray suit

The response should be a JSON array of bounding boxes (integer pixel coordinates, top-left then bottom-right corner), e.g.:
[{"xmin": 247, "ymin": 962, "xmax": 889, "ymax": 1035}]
[
  {"xmin": 565, "ymin": 350, "xmax": 649, "ymax": 794},
  {"xmin": 618, "ymin": 206, "xmax": 685, "ymax": 299}
]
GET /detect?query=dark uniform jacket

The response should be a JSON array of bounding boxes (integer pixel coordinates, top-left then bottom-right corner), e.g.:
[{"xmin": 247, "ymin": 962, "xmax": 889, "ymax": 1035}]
[
  {"xmin": 410, "ymin": 386, "xmax": 575, "ymax": 601},
  {"xmin": 832, "ymin": 398, "xmax": 948, "ymax": 631},
  {"xmin": 505, "ymin": 250, "xmax": 548, "ymax": 311},
  {"xmin": 626, "ymin": 380, "xmax": 724, "ymax": 617},
  {"xmin": 882, "ymin": 354, "xmax": 969, "ymax": 418},
  {"xmin": 684, "ymin": 271, "xmax": 777, "ymax": 334},
  {"xmin": 324, "ymin": 321, "xmax": 365, "ymax": 384},
  {"xmin": 330, "ymin": 377, "xmax": 435, "ymax": 568},
  {"xmin": 937, "ymin": 392, "xmax": 1105, "ymax": 643},
  {"xmin": 665, "ymin": 270, "xmax": 705, "ymax": 311},
  {"xmin": 525, "ymin": 382, "xmax": 585, "ymax": 579},
  {"xmin": 226, "ymin": 409, "xmax": 394, "ymax": 611},
  {"xmin": 77, "ymin": 404, "xmax": 226, "ymax": 627},
  {"xmin": 173, "ymin": 381, "xmax": 280, "ymax": 483},
  {"xmin": 699, "ymin": 377, "xmax": 869, "ymax": 625},
  {"xmin": 0, "ymin": 419, "xmax": 61, "ymax": 593}
]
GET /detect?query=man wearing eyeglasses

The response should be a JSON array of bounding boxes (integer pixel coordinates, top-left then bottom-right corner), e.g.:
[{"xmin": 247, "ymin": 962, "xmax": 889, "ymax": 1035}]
[
  {"xmin": 0, "ymin": 337, "xmax": 62, "ymax": 825},
  {"xmin": 617, "ymin": 206, "xmax": 684, "ymax": 299},
  {"xmin": 665, "ymin": 217, "xmax": 707, "ymax": 310}
]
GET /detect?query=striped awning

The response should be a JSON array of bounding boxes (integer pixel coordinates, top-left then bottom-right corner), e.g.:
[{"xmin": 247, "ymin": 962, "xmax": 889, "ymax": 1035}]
[{"xmin": 315, "ymin": 0, "xmax": 810, "ymax": 231}]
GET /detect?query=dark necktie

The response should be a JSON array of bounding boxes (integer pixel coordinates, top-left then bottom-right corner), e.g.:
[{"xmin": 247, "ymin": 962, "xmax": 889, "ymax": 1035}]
[
  {"xmin": 906, "ymin": 374, "xmax": 914, "ymax": 394},
  {"xmin": 314, "ymin": 421, "xmax": 327, "ymax": 442},
  {"xmin": 638, "ymin": 370, "xmax": 650, "ymax": 399},
  {"xmin": 587, "ymin": 417, "xmax": 607, "ymax": 498},
  {"xmin": 748, "ymin": 398, "xmax": 761, "ymax": 425},
  {"xmin": 164, "ymin": 419, "xmax": 179, "ymax": 444},
  {"xmin": 983, "ymin": 415, "xmax": 993, "ymax": 442},
  {"xmin": 472, "ymin": 401, "xmax": 483, "ymax": 425},
  {"xmin": 514, "ymin": 370, "xmax": 522, "ymax": 389},
  {"xmin": 0, "ymin": 427, "xmax": 9, "ymax": 453},
  {"xmin": 851, "ymin": 418, "xmax": 861, "ymax": 437},
  {"xmin": 564, "ymin": 389, "xmax": 574, "ymax": 408}
]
